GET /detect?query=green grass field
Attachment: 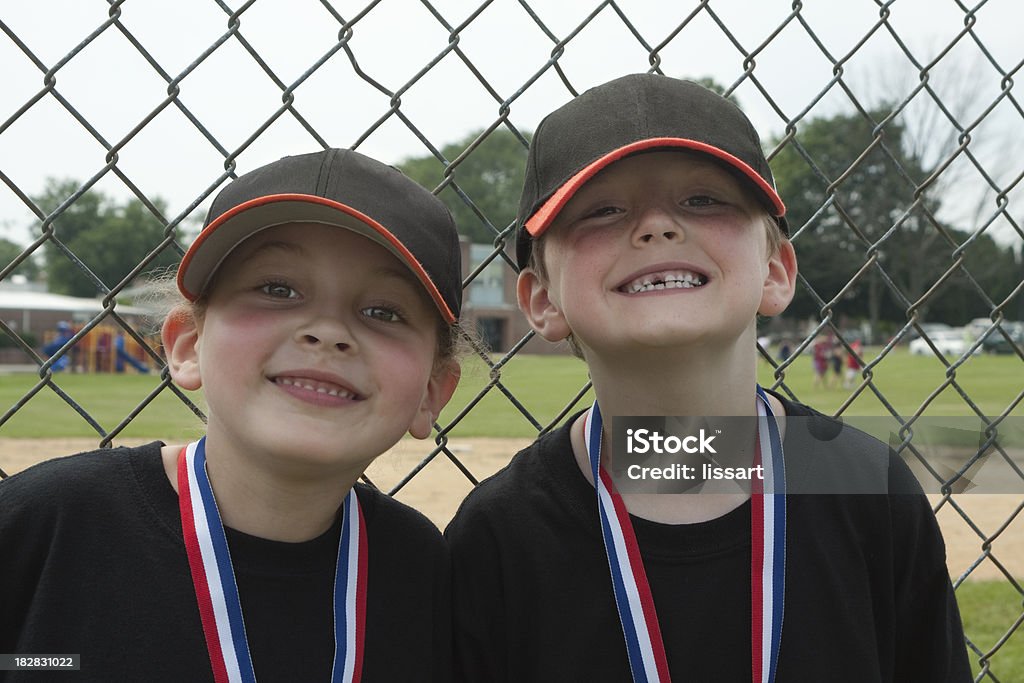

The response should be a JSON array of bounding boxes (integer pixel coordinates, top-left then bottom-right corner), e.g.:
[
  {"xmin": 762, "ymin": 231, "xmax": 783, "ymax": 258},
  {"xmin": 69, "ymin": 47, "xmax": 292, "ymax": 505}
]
[
  {"xmin": 1, "ymin": 346, "xmax": 1021, "ymax": 439},
  {"xmin": 2, "ymin": 349, "xmax": 1021, "ymax": 678},
  {"xmin": 445, "ymin": 345, "xmax": 1024, "ymax": 437},
  {"xmin": 957, "ymin": 580, "xmax": 1024, "ymax": 679}
]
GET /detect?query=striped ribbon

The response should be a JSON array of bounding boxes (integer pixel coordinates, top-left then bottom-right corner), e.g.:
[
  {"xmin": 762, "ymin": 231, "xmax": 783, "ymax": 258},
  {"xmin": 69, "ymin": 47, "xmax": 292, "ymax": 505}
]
[
  {"xmin": 177, "ymin": 438, "xmax": 366, "ymax": 683},
  {"xmin": 584, "ymin": 386, "xmax": 785, "ymax": 683}
]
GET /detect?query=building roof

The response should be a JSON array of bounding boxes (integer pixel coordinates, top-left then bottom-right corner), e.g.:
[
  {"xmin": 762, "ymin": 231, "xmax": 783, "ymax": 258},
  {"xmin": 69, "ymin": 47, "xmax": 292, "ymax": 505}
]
[{"xmin": 0, "ymin": 289, "xmax": 150, "ymax": 316}]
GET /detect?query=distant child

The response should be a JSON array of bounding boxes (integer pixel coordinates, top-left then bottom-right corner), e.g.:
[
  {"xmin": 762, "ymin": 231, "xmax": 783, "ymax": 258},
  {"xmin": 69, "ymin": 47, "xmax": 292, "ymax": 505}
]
[
  {"xmin": 776, "ymin": 337, "xmax": 792, "ymax": 363},
  {"xmin": 829, "ymin": 338, "xmax": 844, "ymax": 388},
  {"xmin": 446, "ymin": 75, "xmax": 969, "ymax": 682},
  {"xmin": 844, "ymin": 338, "xmax": 864, "ymax": 388},
  {"xmin": 0, "ymin": 149, "xmax": 462, "ymax": 681},
  {"xmin": 812, "ymin": 334, "xmax": 830, "ymax": 388}
]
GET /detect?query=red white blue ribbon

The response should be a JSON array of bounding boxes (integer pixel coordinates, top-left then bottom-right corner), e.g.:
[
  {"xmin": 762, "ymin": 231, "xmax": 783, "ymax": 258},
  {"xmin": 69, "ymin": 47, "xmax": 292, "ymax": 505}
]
[
  {"xmin": 584, "ymin": 386, "xmax": 785, "ymax": 683},
  {"xmin": 177, "ymin": 438, "xmax": 366, "ymax": 683}
]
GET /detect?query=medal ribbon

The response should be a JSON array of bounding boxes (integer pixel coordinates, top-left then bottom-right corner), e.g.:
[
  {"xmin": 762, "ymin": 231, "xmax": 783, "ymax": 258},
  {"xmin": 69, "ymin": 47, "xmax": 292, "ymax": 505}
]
[
  {"xmin": 584, "ymin": 386, "xmax": 785, "ymax": 683},
  {"xmin": 177, "ymin": 438, "xmax": 366, "ymax": 683}
]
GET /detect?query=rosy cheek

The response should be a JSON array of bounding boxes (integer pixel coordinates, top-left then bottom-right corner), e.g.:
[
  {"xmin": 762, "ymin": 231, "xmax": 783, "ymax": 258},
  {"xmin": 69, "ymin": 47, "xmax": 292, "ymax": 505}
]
[{"xmin": 201, "ymin": 310, "xmax": 279, "ymax": 359}]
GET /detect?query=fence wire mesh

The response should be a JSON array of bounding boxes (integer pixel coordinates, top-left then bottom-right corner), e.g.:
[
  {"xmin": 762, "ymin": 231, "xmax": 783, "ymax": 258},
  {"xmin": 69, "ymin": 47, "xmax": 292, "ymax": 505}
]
[{"xmin": 0, "ymin": 1, "xmax": 1022, "ymax": 679}]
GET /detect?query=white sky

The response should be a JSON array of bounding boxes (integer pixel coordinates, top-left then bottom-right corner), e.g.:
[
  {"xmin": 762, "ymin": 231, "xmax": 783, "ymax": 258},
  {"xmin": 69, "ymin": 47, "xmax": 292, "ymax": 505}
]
[{"xmin": 1, "ymin": 0, "xmax": 1021, "ymax": 247}]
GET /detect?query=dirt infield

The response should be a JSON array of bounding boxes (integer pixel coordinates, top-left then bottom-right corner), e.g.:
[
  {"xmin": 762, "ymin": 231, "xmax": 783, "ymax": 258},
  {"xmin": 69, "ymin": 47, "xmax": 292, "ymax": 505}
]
[{"xmin": 2, "ymin": 437, "xmax": 1020, "ymax": 582}]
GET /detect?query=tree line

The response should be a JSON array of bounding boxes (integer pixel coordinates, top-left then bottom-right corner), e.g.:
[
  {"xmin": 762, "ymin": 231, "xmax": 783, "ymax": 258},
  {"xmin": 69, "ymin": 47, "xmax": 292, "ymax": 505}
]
[
  {"xmin": 5, "ymin": 88, "xmax": 1019, "ymax": 339},
  {"xmin": 2, "ymin": 179, "xmax": 180, "ymax": 298}
]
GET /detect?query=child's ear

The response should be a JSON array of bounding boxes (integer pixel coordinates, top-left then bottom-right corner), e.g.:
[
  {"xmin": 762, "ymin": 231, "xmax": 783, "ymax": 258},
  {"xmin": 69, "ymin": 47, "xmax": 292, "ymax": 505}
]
[
  {"xmin": 161, "ymin": 307, "xmax": 203, "ymax": 391},
  {"xmin": 408, "ymin": 361, "xmax": 461, "ymax": 440},
  {"xmin": 759, "ymin": 240, "xmax": 798, "ymax": 317},
  {"xmin": 517, "ymin": 268, "xmax": 572, "ymax": 342}
]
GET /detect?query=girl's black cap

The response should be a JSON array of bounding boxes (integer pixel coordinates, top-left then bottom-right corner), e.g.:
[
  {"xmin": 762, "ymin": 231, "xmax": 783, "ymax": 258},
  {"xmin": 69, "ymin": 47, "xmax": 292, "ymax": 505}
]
[
  {"xmin": 178, "ymin": 148, "xmax": 462, "ymax": 322},
  {"xmin": 516, "ymin": 73, "xmax": 788, "ymax": 268}
]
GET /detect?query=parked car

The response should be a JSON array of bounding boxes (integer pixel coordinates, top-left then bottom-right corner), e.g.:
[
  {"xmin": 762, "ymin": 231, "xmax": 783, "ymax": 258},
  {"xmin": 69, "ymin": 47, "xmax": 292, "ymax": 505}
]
[
  {"xmin": 908, "ymin": 328, "xmax": 978, "ymax": 357},
  {"xmin": 980, "ymin": 322, "xmax": 1024, "ymax": 354},
  {"xmin": 901, "ymin": 322, "xmax": 953, "ymax": 344}
]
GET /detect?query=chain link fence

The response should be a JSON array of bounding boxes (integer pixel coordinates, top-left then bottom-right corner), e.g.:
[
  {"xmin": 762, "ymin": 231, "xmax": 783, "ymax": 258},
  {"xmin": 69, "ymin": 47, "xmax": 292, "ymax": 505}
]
[{"xmin": 1, "ymin": 1, "xmax": 1021, "ymax": 679}]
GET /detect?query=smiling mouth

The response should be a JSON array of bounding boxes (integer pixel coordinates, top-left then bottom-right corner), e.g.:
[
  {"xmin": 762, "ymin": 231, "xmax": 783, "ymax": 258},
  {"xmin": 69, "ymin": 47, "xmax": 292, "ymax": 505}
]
[
  {"xmin": 618, "ymin": 269, "xmax": 708, "ymax": 294},
  {"xmin": 273, "ymin": 376, "xmax": 362, "ymax": 401}
]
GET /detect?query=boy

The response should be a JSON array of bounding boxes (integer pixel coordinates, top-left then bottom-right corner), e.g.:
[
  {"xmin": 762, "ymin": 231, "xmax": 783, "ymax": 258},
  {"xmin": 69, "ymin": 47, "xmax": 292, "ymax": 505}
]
[
  {"xmin": 446, "ymin": 75, "xmax": 970, "ymax": 682},
  {"xmin": 1, "ymin": 149, "xmax": 461, "ymax": 681}
]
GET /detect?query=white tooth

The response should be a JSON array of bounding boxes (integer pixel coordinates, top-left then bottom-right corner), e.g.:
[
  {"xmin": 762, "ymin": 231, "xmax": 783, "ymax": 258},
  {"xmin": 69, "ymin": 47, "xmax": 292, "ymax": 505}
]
[
  {"xmin": 279, "ymin": 378, "xmax": 292, "ymax": 386},
  {"xmin": 303, "ymin": 384, "xmax": 315, "ymax": 391},
  {"xmin": 317, "ymin": 387, "xmax": 327, "ymax": 394},
  {"xmin": 328, "ymin": 389, "xmax": 339, "ymax": 397}
]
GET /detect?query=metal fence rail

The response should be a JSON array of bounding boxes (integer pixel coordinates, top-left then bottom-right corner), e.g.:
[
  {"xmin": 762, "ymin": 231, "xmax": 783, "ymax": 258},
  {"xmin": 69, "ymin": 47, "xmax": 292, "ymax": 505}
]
[{"xmin": 1, "ymin": 1, "xmax": 1021, "ymax": 679}]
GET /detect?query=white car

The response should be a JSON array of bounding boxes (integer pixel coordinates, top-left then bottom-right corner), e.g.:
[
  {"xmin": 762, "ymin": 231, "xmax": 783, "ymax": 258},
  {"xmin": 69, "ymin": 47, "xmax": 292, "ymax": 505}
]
[{"xmin": 908, "ymin": 329, "xmax": 976, "ymax": 357}]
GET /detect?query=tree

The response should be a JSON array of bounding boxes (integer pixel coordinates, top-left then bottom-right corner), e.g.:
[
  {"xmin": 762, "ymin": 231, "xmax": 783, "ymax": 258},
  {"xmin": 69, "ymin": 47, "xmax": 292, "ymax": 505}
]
[
  {"xmin": 772, "ymin": 107, "xmax": 1020, "ymax": 338},
  {"xmin": 0, "ymin": 237, "xmax": 41, "ymax": 281},
  {"xmin": 774, "ymin": 110, "xmax": 933, "ymax": 329},
  {"xmin": 924, "ymin": 230, "xmax": 1022, "ymax": 325},
  {"xmin": 399, "ymin": 128, "xmax": 530, "ymax": 244},
  {"xmin": 33, "ymin": 179, "xmax": 181, "ymax": 297}
]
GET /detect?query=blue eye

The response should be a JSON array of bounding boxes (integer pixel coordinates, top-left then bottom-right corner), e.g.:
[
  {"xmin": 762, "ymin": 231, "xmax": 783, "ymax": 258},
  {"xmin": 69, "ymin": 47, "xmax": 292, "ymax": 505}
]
[
  {"xmin": 260, "ymin": 281, "xmax": 298, "ymax": 299},
  {"xmin": 362, "ymin": 306, "xmax": 403, "ymax": 323}
]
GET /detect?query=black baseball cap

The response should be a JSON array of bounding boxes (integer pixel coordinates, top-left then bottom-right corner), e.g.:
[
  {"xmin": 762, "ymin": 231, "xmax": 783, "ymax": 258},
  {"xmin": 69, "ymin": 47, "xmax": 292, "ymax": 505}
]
[
  {"xmin": 178, "ymin": 148, "xmax": 462, "ymax": 322},
  {"xmin": 516, "ymin": 73, "xmax": 787, "ymax": 268}
]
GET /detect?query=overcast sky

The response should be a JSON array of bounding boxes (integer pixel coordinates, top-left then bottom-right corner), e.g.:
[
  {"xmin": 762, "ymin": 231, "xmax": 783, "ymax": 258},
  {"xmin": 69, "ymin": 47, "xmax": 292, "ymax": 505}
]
[{"xmin": 1, "ymin": 0, "xmax": 1021, "ymax": 248}]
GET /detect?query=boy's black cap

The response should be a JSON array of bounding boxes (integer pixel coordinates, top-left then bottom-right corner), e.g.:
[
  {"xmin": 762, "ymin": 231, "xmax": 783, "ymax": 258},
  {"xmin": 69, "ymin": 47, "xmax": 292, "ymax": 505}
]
[
  {"xmin": 178, "ymin": 148, "xmax": 462, "ymax": 322},
  {"xmin": 516, "ymin": 73, "xmax": 787, "ymax": 268}
]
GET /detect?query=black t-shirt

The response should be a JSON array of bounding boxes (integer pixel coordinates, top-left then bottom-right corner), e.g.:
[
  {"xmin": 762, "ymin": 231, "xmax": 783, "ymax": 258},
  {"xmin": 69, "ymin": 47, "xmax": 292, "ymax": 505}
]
[
  {"xmin": 445, "ymin": 396, "xmax": 971, "ymax": 682},
  {"xmin": 0, "ymin": 443, "xmax": 450, "ymax": 682}
]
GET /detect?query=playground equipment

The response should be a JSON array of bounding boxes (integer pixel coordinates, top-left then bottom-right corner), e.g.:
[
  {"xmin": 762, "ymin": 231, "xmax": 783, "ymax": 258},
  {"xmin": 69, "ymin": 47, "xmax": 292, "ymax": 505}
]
[{"xmin": 41, "ymin": 323, "xmax": 156, "ymax": 373}]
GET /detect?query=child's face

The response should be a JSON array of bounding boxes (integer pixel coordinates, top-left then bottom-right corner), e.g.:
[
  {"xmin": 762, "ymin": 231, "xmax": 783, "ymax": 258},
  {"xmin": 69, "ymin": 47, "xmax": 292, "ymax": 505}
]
[
  {"xmin": 518, "ymin": 151, "xmax": 796, "ymax": 357},
  {"xmin": 166, "ymin": 222, "xmax": 458, "ymax": 473}
]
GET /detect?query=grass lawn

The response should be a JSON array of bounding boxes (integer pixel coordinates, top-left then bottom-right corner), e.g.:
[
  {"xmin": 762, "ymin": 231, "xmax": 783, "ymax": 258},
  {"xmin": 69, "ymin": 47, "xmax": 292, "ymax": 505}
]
[
  {"xmin": 1, "ymin": 347, "xmax": 1021, "ymax": 439},
  {"xmin": 758, "ymin": 347, "xmax": 1024, "ymax": 420},
  {"xmin": 957, "ymin": 580, "xmax": 1024, "ymax": 679},
  {"xmin": 0, "ymin": 373, "xmax": 206, "ymax": 440}
]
